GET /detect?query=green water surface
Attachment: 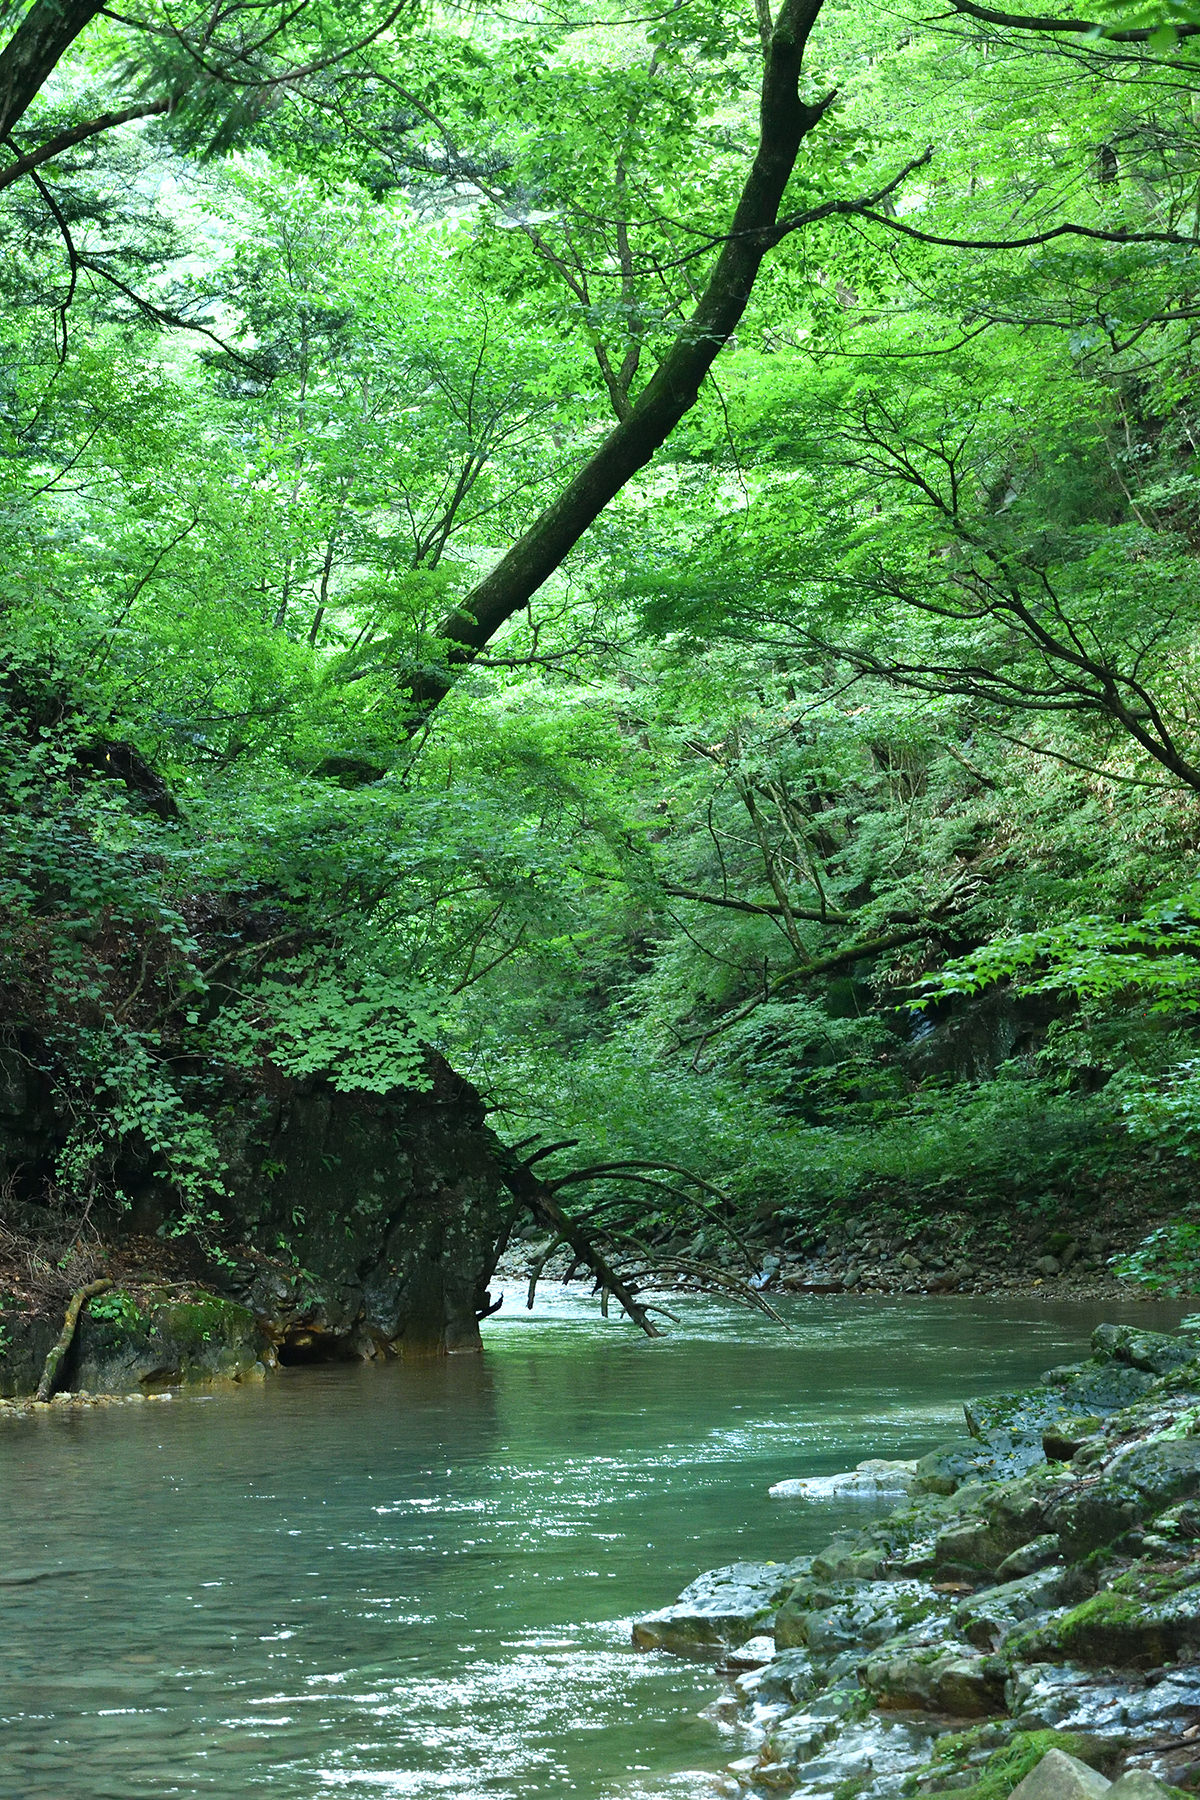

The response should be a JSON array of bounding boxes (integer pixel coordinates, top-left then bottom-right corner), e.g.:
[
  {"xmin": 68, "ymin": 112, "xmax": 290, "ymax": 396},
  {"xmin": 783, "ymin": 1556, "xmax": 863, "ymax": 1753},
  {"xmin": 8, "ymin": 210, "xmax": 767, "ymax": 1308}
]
[{"xmin": 0, "ymin": 1287, "xmax": 1184, "ymax": 1800}]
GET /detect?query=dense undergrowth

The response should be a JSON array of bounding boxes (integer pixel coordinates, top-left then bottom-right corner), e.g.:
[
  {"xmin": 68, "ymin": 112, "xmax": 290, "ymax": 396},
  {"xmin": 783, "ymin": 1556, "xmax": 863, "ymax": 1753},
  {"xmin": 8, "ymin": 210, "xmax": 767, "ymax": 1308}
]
[{"xmin": 4, "ymin": 0, "xmax": 1200, "ymax": 1293}]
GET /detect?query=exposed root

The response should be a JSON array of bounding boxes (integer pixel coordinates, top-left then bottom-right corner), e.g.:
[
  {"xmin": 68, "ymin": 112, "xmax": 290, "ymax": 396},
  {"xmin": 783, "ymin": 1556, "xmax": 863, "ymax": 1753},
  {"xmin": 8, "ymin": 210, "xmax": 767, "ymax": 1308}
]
[{"xmin": 36, "ymin": 1278, "xmax": 112, "ymax": 1401}]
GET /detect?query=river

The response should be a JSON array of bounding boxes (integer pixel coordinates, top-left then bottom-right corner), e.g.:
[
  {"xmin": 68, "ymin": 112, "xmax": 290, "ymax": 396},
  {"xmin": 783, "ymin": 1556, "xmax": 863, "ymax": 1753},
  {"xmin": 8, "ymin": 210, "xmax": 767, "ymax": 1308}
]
[{"xmin": 0, "ymin": 1286, "xmax": 1184, "ymax": 1800}]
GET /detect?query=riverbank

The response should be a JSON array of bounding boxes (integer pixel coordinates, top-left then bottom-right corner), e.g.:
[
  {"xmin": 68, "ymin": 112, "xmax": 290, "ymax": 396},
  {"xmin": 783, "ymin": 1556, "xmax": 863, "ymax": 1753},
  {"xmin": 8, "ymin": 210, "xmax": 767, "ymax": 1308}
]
[{"xmin": 633, "ymin": 1320, "xmax": 1200, "ymax": 1799}]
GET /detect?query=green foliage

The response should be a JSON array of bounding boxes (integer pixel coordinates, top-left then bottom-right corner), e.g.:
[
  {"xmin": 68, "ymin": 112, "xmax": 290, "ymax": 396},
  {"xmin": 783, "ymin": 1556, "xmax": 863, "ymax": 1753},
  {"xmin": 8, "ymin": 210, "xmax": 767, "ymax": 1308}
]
[{"xmin": 5, "ymin": 0, "xmax": 1200, "ymax": 1284}]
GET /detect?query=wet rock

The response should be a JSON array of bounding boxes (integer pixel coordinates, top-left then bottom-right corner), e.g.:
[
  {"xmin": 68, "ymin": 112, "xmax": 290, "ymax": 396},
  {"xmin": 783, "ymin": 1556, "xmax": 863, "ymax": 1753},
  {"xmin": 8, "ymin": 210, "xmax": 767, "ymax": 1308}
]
[
  {"xmin": 759, "ymin": 1687, "xmax": 866, "ymax": 1766},
  {"xmin": 1092, "ymin": 1325, "xmax": 1199, "ymax": 1378},
  {"xmin": 996, "ymin": 1534, "xmax": 1064, "ymax": 1580},
  {"xmin": 1007, "ymin": 1748, "xmax": 1111, "ymax": 1800},
  {"xmin": 767, "ymin": 1710, "xmax": 934, "ymax": 1791},
  {"xmin": 1009, "ymin": 1663, "xmax": 1200, "ymax": 1743},
  {"xmin": 954, "ymin": 1566, "xmax": 1090, "ymax": 1651},
  {"xmin": 1017, "ymin": 1574, "xmax": 1200, "ymax": 1669},
  {"xmin": 770, "ymin": 1460, "xmax": 917, "ymax": 1501},
  {"xmin": 934, "ymin": 1473, "xmax": 1071, "ymax": 1576},
  {"xmin": 913, "ymin": 1442, "xmax": 995, "ymax": 1495},
  {"xmin": 632, "ymin": 1559, "xmax": 810, "ymax": 1657},
  {"xmin": 963, "ymin": 1366, "xmax": 1156, "ymax": 1474},
  {"xmin": 862, "ymin": 1642, "xmax": 1006, "ymax": 1715},
  {"xmin": 1034, "ymin": 1257, "xmax": 1062, "ymax": 1279},
  {"xmin": 721, "ymin": 1633, "xmax": 778, "ymax": 1672},
  {"xmin": 1048, "ymin": 1438, "xmax": 1200, "ymax": 1557},
  {"xmin": 738, "ymin": 1647, "xmax": 820, "ymax": 1708},
  {"xmin": 1043, "ymin": 1418, "xmax": 1103, "ymax": 1463},
  {"xmin": 774, "ymin": 1576, "xmax": 944, "ymax": 1658},
  {"xmin": 809, "ymin": 1536, "xmax": 886, "ymax": 1581}
]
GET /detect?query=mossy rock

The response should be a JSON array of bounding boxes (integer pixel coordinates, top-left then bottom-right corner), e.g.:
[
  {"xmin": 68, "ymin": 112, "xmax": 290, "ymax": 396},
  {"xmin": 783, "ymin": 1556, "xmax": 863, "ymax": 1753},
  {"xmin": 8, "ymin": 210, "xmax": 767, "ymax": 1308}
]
[
  {"xmin": 925, "ymin": 1731, "xmax": 1119, "ymax": 1800},
  {"xmin": 1010, "ymin": 1576, "xmax": 1200, "ymax": 1668},
  {"xmin": 70, "ymin": 1290, "xmax": 270, "ymax": 1393},
  {"xmin": 0, "ymin": 1307, "xmax": 60, "ymax": 1397},
  {"xmin": 1091, "ymin": 1325, "xmax": 1199, "ymax": 1378},
  {"xmin": 1048, "ymin": 1437, "xmax": 1200, "ymax": 1558}
]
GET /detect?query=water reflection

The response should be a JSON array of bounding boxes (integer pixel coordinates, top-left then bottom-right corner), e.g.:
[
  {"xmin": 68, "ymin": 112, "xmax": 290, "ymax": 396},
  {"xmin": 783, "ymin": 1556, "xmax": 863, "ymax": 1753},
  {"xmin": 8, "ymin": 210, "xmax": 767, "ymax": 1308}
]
[{"xmin": 0, "ymin": 1287, "xmax": 1183, "ymax": 1798}]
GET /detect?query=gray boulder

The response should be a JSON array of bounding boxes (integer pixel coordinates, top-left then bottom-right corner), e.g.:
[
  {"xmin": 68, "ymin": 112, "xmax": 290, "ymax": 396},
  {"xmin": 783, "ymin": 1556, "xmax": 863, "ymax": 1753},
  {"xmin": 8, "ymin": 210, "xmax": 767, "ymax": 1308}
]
[
  {"xmin": 1048, "ymin": 1437, "xmax": 1200, "ymax": 1557},
  {"xmin": 1092, "ymin": 1324, "xmax": 1199, "ymax": 1377},
  {"xmin": 862, "ymin": 1642, "xmax": 1007, "ymax": 1715},
  {"xmin": 1007, "ymin": 1749, "xmax": 1110, "ymax": 1800},
  {"xmin": 631, "ymin": 1559, "xmax": 810, "ymax": 1657}
]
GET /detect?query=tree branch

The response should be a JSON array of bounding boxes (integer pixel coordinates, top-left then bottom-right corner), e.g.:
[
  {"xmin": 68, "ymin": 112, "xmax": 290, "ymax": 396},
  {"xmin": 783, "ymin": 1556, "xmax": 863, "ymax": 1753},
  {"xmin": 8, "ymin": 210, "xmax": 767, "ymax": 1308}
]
[
  {"xmin": 0, "ymin": 99, "xmax": 170, "ymax": 192},
  {"xmin": 935, "ymin": 0, "xmax": 1200, "ymax": 42}
]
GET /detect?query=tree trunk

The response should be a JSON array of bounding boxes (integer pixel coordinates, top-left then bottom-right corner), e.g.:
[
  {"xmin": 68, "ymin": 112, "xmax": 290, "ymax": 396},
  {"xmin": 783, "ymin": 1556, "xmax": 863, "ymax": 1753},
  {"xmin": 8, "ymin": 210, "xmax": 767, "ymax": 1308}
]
[
  {"xmin": 0, "ymin": 0, "xmax": 106, "ymax": 139},
  {"xmin": 407, "ymin": 0, "xmax": 832, "ymax": 719}
]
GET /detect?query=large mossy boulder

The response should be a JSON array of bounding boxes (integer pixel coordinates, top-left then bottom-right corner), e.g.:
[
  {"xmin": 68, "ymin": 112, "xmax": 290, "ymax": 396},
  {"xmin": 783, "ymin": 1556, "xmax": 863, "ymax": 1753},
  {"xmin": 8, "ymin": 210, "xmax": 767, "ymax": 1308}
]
[
  {"xmin": 71, "ymin": 1292, "xmax": 270, "ymax": 1392},
  {"xmin": 1, "ymin": 1049, "xmax": 515, "ymax": 1389},
  {"xmin": 1048, "ymin": 1438, "xmax": 1200, "ymax": 1558}
]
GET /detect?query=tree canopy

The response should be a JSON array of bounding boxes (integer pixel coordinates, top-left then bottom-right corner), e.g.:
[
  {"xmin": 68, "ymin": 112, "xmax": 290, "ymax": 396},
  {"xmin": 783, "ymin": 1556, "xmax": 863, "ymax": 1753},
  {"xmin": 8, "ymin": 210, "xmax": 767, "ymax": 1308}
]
[{"xmin": 6, "ymin": 0, "xmax": 1200, "ymax": 1290}]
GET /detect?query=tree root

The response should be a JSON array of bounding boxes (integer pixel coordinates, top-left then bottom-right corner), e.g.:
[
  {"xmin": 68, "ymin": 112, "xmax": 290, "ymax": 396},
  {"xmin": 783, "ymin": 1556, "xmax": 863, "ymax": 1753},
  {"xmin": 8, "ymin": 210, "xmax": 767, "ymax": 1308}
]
[{"xmin": 35, "ymin": 1279, "xmax": 112, "ymax": 1401}]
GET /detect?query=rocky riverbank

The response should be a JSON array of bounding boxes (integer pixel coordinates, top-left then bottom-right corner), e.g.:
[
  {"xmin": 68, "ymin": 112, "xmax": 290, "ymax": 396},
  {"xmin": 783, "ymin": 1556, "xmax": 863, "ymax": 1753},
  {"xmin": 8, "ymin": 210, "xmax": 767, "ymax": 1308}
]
[
  {"xmin": 498, "ymin": 1197, "xmax": 1175, "ymax": 1303},
  {"xmin": 632, "ymin": 1320, "xmax": 1200, "ymax": 1800}
]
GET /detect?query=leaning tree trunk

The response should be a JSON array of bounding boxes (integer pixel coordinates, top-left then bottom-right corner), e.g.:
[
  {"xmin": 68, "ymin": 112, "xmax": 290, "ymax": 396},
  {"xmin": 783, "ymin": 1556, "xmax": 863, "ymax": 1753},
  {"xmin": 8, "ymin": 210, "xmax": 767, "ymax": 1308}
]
[
  {"xmin": 406, "ymin": 0, "xmax": 833, "ymax": 720},
  {"xmin": 0, "ymin": 0, "xmax": 107, "ymax": 139}
]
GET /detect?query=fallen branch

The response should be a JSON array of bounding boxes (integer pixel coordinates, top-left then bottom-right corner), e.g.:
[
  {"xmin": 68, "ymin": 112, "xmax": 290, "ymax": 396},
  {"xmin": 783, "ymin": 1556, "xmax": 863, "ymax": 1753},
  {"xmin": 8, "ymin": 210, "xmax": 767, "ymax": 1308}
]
[
  {"xmin": 36, "ymin": 1278, "xmax": 112, "ymax": 1401},
  {"xmin": 499, "ymin": 1156, "xmax": 662, "ymax": 1336}
]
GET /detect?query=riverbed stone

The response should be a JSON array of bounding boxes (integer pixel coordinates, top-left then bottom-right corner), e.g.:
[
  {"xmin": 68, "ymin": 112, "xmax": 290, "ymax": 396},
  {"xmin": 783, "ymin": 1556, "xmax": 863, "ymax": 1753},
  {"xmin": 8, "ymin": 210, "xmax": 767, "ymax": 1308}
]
[
  {"xmin": 769, "ymin": 1459, "xmax": 917, "ymax": 1501},
  {"xmin": 1009, "ymin": 1662, "xmax": 1200, "ymax": 1741},
  {"xmin": 954, "ymin": 1566, "xmax": 1090, "ymax": 1650},
  {"xmin": 1007, "ymin": 1748, "xmax": 1111, "ymax": 1800},
  {"xmin": 1091, "ymin": 1325, "xmax": 1199, "ymax": 1378},
  {"xmin": 934, "ymin": 1472, "xmax": 1072, "ymax": 1576},
  {"xmin": 1014, "ymin": 1572, "xmax": 1200, "ymax": 1668},
  {"xmin": 963, "ymin": 1366, "xmax": 1157, "ymax": 1477},
  {"xmin": 862, "ymin": 1641, "xmax": 1007, "ymax": 1716},
  {"xmin": 1047, "ymin": 1437, "xmax": 1200, "ymax": 1557},
  {"xmin": 774, "ymin": 1576, "xmax": 944, "ymax": 1658},
  {"xmin": 913, "ymin": 1442, "xmax": 996, "ymax": 1495},
  {"xmin": 632, "ymin": 1559, "xmax": 811, "ymax": 1656},
  {"xmin": 996, "ymin": 1534, "xmax": 1064, "ymax": 1580}
]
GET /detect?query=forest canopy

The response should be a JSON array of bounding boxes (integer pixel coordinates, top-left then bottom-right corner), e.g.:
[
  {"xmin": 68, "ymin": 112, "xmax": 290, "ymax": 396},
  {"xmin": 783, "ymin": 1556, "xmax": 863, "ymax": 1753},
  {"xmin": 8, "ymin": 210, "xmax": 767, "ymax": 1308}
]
[{"xmin": 5, "ymin": 0, "xmax": 1200, "ymax": 1288}]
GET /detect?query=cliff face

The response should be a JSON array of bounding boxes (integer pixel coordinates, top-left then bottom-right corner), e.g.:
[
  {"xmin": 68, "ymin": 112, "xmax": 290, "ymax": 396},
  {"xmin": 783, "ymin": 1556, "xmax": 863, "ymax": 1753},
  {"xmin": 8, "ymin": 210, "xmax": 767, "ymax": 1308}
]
[
  {"xmin": 213, "ymin": 1054, "xmax": 513, "ymax": 1360},
  {"xmin": 0, "ymin": 1039, "xmax": 515, "ymax": 1393}
]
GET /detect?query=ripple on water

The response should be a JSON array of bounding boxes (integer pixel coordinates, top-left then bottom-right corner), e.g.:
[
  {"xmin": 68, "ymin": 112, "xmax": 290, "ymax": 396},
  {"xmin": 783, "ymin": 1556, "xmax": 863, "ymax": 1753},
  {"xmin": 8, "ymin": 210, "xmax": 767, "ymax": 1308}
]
[{"xmin": 0, "ymin": 1288, "xmax": 1186, "ymax": 1799}]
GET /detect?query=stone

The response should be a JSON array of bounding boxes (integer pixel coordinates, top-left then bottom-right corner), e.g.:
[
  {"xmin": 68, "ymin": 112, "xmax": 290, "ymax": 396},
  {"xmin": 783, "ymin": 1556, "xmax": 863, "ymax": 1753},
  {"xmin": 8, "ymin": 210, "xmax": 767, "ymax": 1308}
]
[
  {"xmin": 1043, "ymin": 1419, "xmax": 1103, "ymax": 1463},
  {"xmin": 71, "ymin": 1293, "xmax": 270, "ymax": 1394},
  {"xmin": 934, "ymin": 1473, "xmax": 1070, "ymax": 1576},
  {"xmin": 1034, "ymin": 1257, "xmax": 1062, "ymax": 1278},
  {"xmin": 955, "ymin": 1566, "xmax": 1088, "ymax": 1650},
  {"xmin": 1107, "ymin": 1776, "xmax": 1178, "ymax": 1800},
  {"xmin": 769, "ymin": 1459, "xmax": 917, "ymax": 1501},
  {"xmin": 1048, "ymin": 1437, "xmax": 1200, "ymax": 1557},
  {"xmin": 913, "ymin": 1442, "xmax": 995, "ymax": 1495},
  {"xmin": 1022, "ymin": 1575, "xmax": 1200, "ymax": 1668},
  {"xmin": 996, "ymin": 1534, "xmax": 1064, "ymax": 1580},
  {"xmin": 1006, "ymin": 1749, "xmax": 1111, "ymax": 1800},
  {"xmin": 809, "ymin": 1536, "xmax": 886, "ymax": 1581},
  {"xmin": 1092, "ymin": 1325, "xmax": 1198, "ymax": 1378},
  {"xmin": 774, "ymin": 1575, "xmax": 944, "ymax": 1658},
  {"xmin": 631, "ymin": 1559, "xmax": 810, "ymax": 1657},
  {"xmin": 740, "ymin": 1647, "xmax": 819, "ymax": 1706},
  {"xmin": 862, "ymin": 1642, "xmax": 1006, "ymax": 1715},
  {"xmin": 1009, "ymin": 1663, "xmax": 1200, "ymax": 1740},
  {"xmin": 720, "ymin": 1633, "xmax": 776, "ymax": 1671}
]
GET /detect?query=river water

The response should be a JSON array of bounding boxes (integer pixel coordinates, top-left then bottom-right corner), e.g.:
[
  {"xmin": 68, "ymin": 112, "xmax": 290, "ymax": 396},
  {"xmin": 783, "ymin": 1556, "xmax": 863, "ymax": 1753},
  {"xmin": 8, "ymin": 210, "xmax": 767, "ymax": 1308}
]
[{"xmin": 0, "ymin": 1286, "xmax": 1184, "ymax": 1800}]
